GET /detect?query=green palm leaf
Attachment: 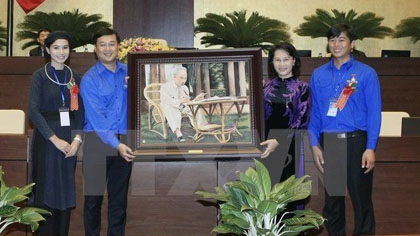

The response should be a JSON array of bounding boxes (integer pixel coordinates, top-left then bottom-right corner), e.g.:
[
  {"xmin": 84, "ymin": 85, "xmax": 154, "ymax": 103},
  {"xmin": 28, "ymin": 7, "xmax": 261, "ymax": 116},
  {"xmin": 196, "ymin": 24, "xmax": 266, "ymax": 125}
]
[
  {"xmin": 195, "ymin": 10, "xmax": 291, "ymax": 52},
  {"xmin": 294, "ymin": 8, "xmax": 393, "ymax": 40},
  {"xmin": 0, "ymin": 20, "xmax": 7, "ymax": 51},
  {"xmin": 393, "ymin": 17, "xmax": 420, "ymax": 43},
  {"xmin": 16, "ymin": 9, "xmax": 111, "ymax": 50}
]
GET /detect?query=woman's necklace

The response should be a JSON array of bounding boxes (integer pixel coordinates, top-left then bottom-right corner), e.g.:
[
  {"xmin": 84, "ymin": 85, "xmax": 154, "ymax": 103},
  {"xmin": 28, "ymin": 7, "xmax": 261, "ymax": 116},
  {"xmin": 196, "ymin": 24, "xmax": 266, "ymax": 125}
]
[{"xmin": 44, "ymin": 62, "xmax": 73, "ymax": 86}]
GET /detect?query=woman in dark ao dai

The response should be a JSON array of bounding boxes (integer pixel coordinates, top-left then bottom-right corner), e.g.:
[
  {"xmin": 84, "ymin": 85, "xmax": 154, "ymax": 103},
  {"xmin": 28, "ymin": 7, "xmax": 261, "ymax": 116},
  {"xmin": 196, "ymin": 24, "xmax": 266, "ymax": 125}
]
[
  {"xmin": 260, "ymin": 43, "xmax": 311, "ymax": 192},
  {"xmin": 28, "ymin": 31, "xmax": 84, "ymax": 236}
]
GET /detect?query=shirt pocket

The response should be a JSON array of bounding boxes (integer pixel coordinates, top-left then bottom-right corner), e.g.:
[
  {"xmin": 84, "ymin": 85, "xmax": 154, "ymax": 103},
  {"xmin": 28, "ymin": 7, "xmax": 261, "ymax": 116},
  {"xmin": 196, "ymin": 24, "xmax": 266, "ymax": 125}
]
[{"xmin": 316, "ymin": 79, "xmax": 331, "ymax": 88}]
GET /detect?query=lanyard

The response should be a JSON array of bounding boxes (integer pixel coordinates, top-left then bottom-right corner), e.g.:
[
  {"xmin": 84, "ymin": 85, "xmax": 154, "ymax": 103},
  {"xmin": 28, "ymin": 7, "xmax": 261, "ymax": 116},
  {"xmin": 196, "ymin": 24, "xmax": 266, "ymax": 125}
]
[
  {"xmin": 331, "ymin": 64, "xmax": 350, "ymax": 99},
  {"xmin": 51, "ymin": 66, "xmax": 68, "ymax": 107}
]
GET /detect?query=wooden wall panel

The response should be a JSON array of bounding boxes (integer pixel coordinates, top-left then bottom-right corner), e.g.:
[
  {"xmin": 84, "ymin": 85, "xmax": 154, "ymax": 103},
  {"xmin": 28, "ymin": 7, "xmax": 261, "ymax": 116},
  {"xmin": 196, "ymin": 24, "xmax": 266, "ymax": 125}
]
[
  {"xmin": 0, "ymin": 54, "xmax": 97, "ymax": 131},
  {"xmin": 126, "ymin": 162, "xmax": 217, "ymax": 236},
  {"xmin": 2, "ymin": 56, "xmax": 420, "ymax": 129},
  {"xmin": 0, "ymin": 57, "xmax": 44, "ymax": 74},
  {"xmin": 0, "ymin": 75, "xmax": 32, "ymax": 130},
  {"xmin": 380, "ymin": 75, "xmax": 420, "ymax": 114},
  {"xmin": 0, "ymin": 136, "xmax": 27, "ymax": 160},
  {"xmin": 374, "ymin": 163, "xmax": 420, "ymax": 234},
  {"xmin": 1, "ymin": 55, "xmax": 420, "ymax": 235},
  {"xmin": 113, "ymin": 0, "xmax": 194, "ymax": 48},
  {"xmin": 376, "ymin": 137, "xmax": 420, "ymax": 162},
  {"xmin": 0, "ymin": 137, "xmax": 28, "ymax": 236},
  {"xmin": 69, "ymin": 161, "xmax": 218, "ymax": 236},
  {"xmin": 305, "ymin": 137, "xmax": 420, "ymax": 236},
  {"xmin": 0, "ymin": 161, "xmax": 27, "ymax": 189}
]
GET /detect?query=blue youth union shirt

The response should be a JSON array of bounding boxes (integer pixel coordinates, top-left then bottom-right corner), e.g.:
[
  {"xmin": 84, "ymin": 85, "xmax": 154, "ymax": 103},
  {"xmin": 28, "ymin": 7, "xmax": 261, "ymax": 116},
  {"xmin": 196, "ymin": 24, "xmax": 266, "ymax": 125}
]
[
  {"xmin": 308, "ymin": 56, "xmax": 382, "ymax": 150},
  {"xmin": 80, "ymin": 60, "xmax": 128, "ymax": 148}
]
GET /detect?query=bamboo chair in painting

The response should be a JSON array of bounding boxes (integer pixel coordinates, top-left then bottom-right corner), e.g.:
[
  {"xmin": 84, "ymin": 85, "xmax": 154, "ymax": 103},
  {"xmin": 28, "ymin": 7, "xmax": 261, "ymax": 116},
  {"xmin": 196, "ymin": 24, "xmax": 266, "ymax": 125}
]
[{"xmin": 143, "ymin": 83, "xmax": 169, "ymax": 139}]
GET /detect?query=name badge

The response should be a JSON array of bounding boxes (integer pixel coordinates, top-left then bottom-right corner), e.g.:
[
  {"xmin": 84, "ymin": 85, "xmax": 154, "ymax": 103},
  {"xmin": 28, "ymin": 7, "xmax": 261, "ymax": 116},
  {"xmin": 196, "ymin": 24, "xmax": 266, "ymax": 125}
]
[
  {"xmin": 327, "ymin": 98, "xmax": 338, "ymax": 117},
  {"xmin": 59, "ymin": 107, "xmax": 70, "ymax": 127}
]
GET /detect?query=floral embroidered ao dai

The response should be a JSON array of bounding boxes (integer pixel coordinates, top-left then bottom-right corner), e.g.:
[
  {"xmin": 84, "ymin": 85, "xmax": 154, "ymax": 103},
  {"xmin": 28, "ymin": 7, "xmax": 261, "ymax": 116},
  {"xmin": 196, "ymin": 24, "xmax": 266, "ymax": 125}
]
[
  {"xmin": 263, "ymin": 76, "xmax": 311, "ymax": 184},
  {"xmin": 264, "ymin": 76, "xmax": 311, "ymax": 132}
]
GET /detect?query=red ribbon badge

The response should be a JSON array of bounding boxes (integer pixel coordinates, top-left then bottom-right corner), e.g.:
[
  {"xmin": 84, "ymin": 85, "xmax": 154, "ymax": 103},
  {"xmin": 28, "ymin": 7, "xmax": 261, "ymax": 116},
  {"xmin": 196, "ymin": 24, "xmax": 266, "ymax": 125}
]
[
  {"xmin": 336, "ymin": 74, "xmax": 357, "ymax": 111},
  {"xmin": 69, "ymin": 79, "xmax": 79, "ymax": 111}
]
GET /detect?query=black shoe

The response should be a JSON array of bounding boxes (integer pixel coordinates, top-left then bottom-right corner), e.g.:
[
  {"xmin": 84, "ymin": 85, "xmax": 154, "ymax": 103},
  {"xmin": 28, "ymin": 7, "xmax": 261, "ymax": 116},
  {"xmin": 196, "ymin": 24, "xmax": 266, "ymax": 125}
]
[{"xmin": 177, "ymin": 136, "xmax": 186, "ymax": 142}]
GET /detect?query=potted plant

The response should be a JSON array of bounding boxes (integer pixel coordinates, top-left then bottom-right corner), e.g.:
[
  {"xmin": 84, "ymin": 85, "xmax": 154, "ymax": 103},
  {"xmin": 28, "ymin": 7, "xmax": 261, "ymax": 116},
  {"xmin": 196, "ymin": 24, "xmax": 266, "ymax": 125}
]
[
  {"xmin": 0, "ymin": 166, "xmax": 49, "ymax": 233},
  {"xmin": 294, "ymin": 9, "xmax": 393, "ymax": 40},
  {"xmin": 16, "ymin": 9, "xmax": 111, "ymax": 50},
  {"xmin": 195, "ymin": 10, "xmax": 291, "ymax": 53},
  {"xmin": 393, "ymin": 17, "xmax": 420, "ymax": 43},
  {"xmin": 196, "ymin": 159, "xmax": 324, "ymax": 236}
]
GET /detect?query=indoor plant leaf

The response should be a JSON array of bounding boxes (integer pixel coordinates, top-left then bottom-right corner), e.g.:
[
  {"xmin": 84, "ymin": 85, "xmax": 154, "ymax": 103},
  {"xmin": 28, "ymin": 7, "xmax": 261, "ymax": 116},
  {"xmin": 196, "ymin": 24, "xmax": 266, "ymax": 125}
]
[
  {"xmin": 196, "ymin": 187, "xmax": 228, "ymax": 202},
  {"xmin": 0, "ymin": 166, "xmax": 50, "ymax": 234},
  {"xmin": 0, "ymin": 205, "xmax": 18, "ymax": 217},
  {"xmin": 255, "ymin": 159, "xmax": 271, "ymax": 200},
  {"xmin": 195, "ymin": 160, "xmax": 324, "ymax": 236},
  {"xmin": 223, "ymin": 214, "xmax": 250, "ymax": 229},
  {"xmin": 270, "ymin": 175, "xmax": 296, "ymax": 198},
  {"xmin": 256, "ymin": 200, "xmax": 277, "ymax": 216},
  {"xmin": 212, "ymin": 223, "xmax": 244, "ymax": 234}
]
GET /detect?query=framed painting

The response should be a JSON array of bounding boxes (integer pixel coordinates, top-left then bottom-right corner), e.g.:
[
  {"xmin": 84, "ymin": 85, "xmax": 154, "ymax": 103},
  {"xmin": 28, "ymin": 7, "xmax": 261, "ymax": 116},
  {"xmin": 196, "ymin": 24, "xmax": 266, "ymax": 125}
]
[{"xmin": 127, "ymin": 48, "xmax": 264, "ymax": 159}]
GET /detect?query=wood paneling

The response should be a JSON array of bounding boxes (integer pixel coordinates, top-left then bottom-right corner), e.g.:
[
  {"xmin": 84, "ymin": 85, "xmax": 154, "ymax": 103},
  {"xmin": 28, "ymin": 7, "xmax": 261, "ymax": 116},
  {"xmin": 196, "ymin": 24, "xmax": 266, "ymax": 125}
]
[
  {"xmin": 113, "ymin": 0, "xmax": 194, "ymax": 48},
  {"xmin": 1, "ymin": 55, "xmax": 420, "ymax": 235},
  {"xmin": 376, "ymin": 137, "xmax": 420, "ymax": 162},
  {"xmin": 0, "ymin": 135, "xmax": 27, "ymax": 160},
  {"xmin": 2, "ymin": 56, "xmax": 420, "ymax": 130},
  {"xmin": 305, "ymin": 140, "xmax": 420, "ymax": 235},
  {"xmin": 69, "ymin": 161, "xmax": 218, "ymax": 236},
  {"xmin": 0, "ymin": 54, "xmax": 97, "ymax": 130},
  {"xmin": 0, "ymin": 138, "xmax": 28, "ymax": 236},
  {"xmin": 126, "ymin": 162, "xmax": 217, "ymax": 236}
]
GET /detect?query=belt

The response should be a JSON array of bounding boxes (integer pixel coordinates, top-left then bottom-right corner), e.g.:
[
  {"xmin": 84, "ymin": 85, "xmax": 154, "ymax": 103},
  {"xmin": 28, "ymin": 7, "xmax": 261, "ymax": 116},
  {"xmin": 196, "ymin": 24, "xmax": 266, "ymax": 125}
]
[{"xmin": 323, "ymin": 130, "xmax": 366, "ymax": 139}]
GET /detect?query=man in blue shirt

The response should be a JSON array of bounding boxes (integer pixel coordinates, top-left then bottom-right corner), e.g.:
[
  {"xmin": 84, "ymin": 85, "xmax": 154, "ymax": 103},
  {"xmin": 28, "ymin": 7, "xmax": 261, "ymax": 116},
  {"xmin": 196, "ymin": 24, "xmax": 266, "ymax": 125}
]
[
  {"xmin": 80, "ymin": 28, "xmax": 135, "ymax": 236},
  {"xmin": 308, "ymin": 24, "xmax": 381, "ymax": 235}
]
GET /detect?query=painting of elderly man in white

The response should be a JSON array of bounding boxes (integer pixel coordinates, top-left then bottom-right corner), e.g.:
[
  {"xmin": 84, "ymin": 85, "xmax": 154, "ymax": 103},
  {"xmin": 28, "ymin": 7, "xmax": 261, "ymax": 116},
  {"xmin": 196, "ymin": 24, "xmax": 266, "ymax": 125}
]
[{"xmin": 141, "ymin": 61, "xmax": 252, "ymax": 146}]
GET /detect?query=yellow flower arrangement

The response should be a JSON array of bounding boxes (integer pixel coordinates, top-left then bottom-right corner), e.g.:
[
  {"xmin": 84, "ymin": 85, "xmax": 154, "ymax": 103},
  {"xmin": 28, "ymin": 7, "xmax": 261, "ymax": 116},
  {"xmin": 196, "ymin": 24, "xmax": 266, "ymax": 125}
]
[{"xmin": 118, "ymin": 37, "xmax": 175, "ymax": 63}]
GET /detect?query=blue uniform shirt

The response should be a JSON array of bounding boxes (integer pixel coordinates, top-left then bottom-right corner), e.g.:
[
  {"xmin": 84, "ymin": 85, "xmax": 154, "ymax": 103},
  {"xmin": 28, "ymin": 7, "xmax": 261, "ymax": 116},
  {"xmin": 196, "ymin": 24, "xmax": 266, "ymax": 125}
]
[
  {"xmin": 308, "ymin": 56, "xmax": 382, "ymax": 149},
  {"xmin": 80, "ymin": 60, "xmax": 128, "ymax": 148}
]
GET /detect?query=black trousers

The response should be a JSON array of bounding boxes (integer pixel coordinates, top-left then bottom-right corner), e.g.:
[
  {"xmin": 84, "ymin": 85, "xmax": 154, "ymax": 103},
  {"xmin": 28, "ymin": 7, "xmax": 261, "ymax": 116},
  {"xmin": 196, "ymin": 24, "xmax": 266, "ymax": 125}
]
[
  {"xmin": 321, "ymin": 132, "xmax": 375, "ymax": 236},
  {"xmin": 36, "ymin": 205, "xmax": 71, "ymax": 236},
  {"xmin": 83, "ymin": 133, "xmax": 133, "ymax": 236}
]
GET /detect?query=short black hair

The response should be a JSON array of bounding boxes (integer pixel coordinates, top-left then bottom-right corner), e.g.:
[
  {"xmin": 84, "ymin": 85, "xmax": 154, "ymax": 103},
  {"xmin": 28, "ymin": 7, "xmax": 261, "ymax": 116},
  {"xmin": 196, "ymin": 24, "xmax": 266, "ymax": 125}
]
[
  {"xmin": 45, "ymin": 31, "xmax": 71, "ymax": 48},
  {"xmin": 92, "ymin": 28, "xmax": 121, "ymax": 45},
  {"xmin": 37, "ymin": 28, "xmax": 50, "ymax": 37},
  {"xmin": 268, "ymin": 42, "xmax": 301, "ymax": 78},
  {"xmin": 327, "ymin": 24, "xmax": 358, "ymax": 42}
]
